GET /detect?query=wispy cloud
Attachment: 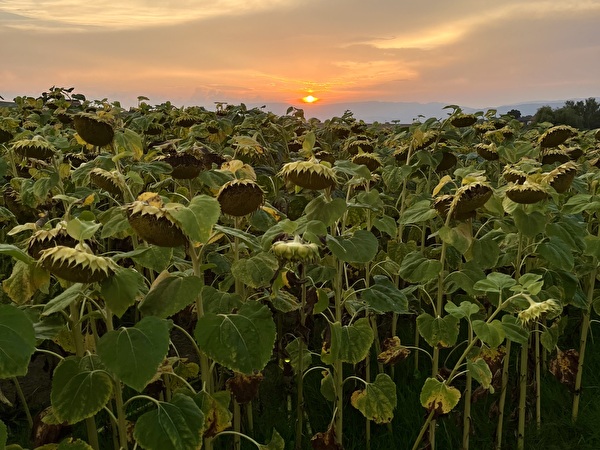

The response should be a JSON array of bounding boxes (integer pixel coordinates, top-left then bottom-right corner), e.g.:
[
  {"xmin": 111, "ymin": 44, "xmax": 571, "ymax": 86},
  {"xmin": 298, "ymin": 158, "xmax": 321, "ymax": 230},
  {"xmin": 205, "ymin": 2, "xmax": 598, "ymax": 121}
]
[{"xmin": 0, "ymin": 0, "xmax": 295, "ymax": 30}]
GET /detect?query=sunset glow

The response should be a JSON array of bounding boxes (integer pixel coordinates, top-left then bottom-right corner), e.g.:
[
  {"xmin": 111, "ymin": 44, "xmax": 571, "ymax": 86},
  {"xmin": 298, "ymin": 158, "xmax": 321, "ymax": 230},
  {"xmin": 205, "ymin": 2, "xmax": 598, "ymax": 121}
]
[
  {"xmin": 302, "ymin": 95, "xmax": 318, "ymax": 104},
  {"xmin": 1, "ymin": 1, "xmax": 599, "ymax": 115}
]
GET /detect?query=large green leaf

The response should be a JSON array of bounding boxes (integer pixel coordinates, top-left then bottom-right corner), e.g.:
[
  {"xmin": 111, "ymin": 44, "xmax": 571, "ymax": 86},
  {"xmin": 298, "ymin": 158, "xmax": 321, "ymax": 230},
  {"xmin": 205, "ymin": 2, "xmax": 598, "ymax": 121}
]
[
  {"xmin": 195, "ymin": 302, "xmax": 276, "ymax": 374},
  {"xmin": 473, "ymin": 272, "xmax": 516, "ymax": 293},
  {"xmin": 0, "ymin": 304, "xmax": 36, "ymax": 378},
  {"xmin": 501, "ymin": 315, "xmax": 529, "ymax": 345},
  {"xmin": 133, "ymin": 393, "xmax": 205, "ymax": 450},
  {"xmin": 168, "ymin": 195, "xmax": 220, "ymax": 244},
  {"xmin": 438, "ymin": 225, "xmax": 472, "ymax": 255},
  {"xmin": 512, "ymin": 208, "xmax": 546, "ymax": 237},
  {"xmin": 468, "ymin": 235, "xmax": 500, "ymax": 269},
  {"xmin": 138, "ymin": 273, "xmax": 203, "ymax": 319},
  {"xmin": 444, "ymin": 300, "xmax": 479, "ymax": 319},
  {"xmin": 231, "ymin": 252, "xmax": 279, "ymax": 289},
  {"xmin": 398, "ymin": 200, "xmax": 437, "ymax": 225},
  {"xmin": 2, "ymin": 260, "xmax": 50, "ymax": 305},
  {"xmin": 420, "ymin": 378, "xmax": 461, "ymax": 414},
  {"xmin": 259, "ymin": 429, "xmax": 285, "ymax": 450},
  {"xmin": 329, "ymin": 317, "xmax": 374, "ymax": 364},
  {"xmin": 416, "ymin": 313, "xmax": 459, "ymax": 348},
  {"xmin": 51, "ymin": 355, "xmax": 113, "ymax": 424},
  {"xmin": 42, "ymin": 283, "xmax": 85, "ymax": 316},
  {"xmin": 444, "ymin": 267, "xmax": 486, "ymax": 296},
  {"xmin": 100, "ymin": 268, "xmax": 145, "ymax": 318},
  {"xmin": 399, "ymin": 251, "xmax": 442, "ymax": 284},
  {"xmin": 473, "ymin": 319, "xmax": 505, "ymax": 348},
  {"xmin": 0, "ymin": 244, "xmax": 34, "ymax": 264},
  {"xmin": 362, "ymin": 275, "xmax": 409, "ymax": 314},
  {"xmin": 114, "ymin": 128, "xmax": 143, "ymax": 160},
  {"xmin": 537, "ymin": 237, "xmax": 574, "ymax": 271},
  {"xmin": 285, "ymin": 338, "xmax": 312, "ymax": 374},
  {"xmin": 66, "ymin": 218, "xmax": 101, "ymax": 242},
  {"xmin": 201, "ymin": 285, "xmax": 243, "ymax": 314},
  {"xmin": 305, "ymin": 196, "xmax": 347, "ymax": 227},
  {"xmin": 127, "ymin": 246, "xmax": 173, "ymax": 272},
  {"xmin": 350, "ymin": 373, "xmax": 397, "ymax": 424},
  {"xmin": 97, "ymin": 316, "xmax": 171, "ymax": 392},
  {"xmin": 326, "ymin": 230, "xmax": 378, "ymax": 264}
]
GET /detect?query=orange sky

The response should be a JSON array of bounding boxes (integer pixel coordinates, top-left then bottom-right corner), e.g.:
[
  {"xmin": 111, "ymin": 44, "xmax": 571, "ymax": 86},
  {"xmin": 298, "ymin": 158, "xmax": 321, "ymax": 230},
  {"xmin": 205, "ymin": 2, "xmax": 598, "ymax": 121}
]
[{"xmin": 1, "ymin": 0, "xmax": 600, "ymax": 111}]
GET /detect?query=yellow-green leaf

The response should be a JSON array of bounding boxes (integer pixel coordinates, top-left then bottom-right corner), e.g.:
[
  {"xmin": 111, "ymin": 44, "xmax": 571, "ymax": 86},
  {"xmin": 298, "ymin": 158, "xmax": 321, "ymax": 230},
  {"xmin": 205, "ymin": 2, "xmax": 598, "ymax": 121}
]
[{"xmin": 419, "ymin": 377, "xmax": 461, "ymax": 415}]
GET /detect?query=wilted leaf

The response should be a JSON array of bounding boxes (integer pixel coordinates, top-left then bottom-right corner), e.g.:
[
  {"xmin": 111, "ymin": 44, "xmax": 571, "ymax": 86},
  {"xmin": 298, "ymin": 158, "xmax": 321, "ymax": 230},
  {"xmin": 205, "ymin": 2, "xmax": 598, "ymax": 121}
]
[
  {"xmin": 417, "ymin": 313, "xmax": 459, "ymax": 348},
  {"xmin": 377, "ymin": 336, "xmax": 410, "ymax": 365},
  {"xmin": 350, "ymin": 373, "xmax": 397, "ymax": 423},
  {"xmin": 329, "ymin": 317, "xmax": 374, "ymax": 364},
  {"xmin": 467, "ymin": 358, "xmax": 493, "ymax": 390},
  {"xmin": 259, "ymin": 429, "xmax": 285, "ymax": 450},
  {"xmin": 226, "ymin": 372, "xmax": 264, "ymax": 404},
  {"xmin": 193, "ymin": 390, "xmax": 232, "ymax": 438},
  {"xmin": 420, "ymin": 377, "xmax": 461, "ymax": 416},
  {"xmin": 3, "ymin": 260, "xmax": 50, "ymax": 305}
]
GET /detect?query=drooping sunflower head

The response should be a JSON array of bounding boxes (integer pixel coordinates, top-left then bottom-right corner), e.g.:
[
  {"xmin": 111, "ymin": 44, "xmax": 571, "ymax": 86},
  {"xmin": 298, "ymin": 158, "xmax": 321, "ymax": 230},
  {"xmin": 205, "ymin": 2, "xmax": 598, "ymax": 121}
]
[
  {"xmin": 27, "ymin": 221, "xmax": 77, "ymax": 259},
  {"xmin": 502, "ymin": 166, "xmax": 527, "ymax": 184},
  {"xmin": 475, "ymin": 143, "xmax": 499, "ymax": 161},
  {"xmin": 12, "ymin": 136, "xmax": 56, "ymax": 160},
  {"xmin": 89, "ymin": 168, "xmax": 123, "ymax": 197},
  {"xmin": 217, "ymin": 179, "xmax": 264, "ymax": 216},
  {"xmin": 73, "ymin": 112, "xmax": 115, "ymax": 147},
  {"xmin": 543, "ymin": 161, "xmax": 578, "ymax": 193},
  {"xmin": 540, "ymin": 148, "xmax": 570, "ymax": 165},
  {"xmin": 518, "ymin": 299, "xmax": 562, "ymax": 325},
  {"xmin": 450, "ymin": 113, "xmax": 478, "ymax": 128},
  {"xmin": 434, "ymin": 149, "xmax": 457, "ymax": 172},
  {"xmin": 271, "ymin": 236, "xmax": 320, "ymax": 263},
  {"xmin": 538, "ymin": 125, "xmax": 577, "ymax": 148},
  {"xmin": 279, "ymin": 158, "xmax": 338, "ymax": 191},
  {"xmin": 39, "ymin": 243, "xmax": 119, "ymax": 283},
  {"xmin": 126, "ymin": 192, "xmax": 187, "ymax": 247},
  {"xmin": 505, "ymin": 180, "xmax": 548, "ymax": 204},
  {"xmin": 342, "ymin": 135, "xmax": 374, "ymax": 155},
  {"xmin": 453, "ymin": 181, "xmax": 493, "ymax": 215},
  {"xmin": 351, "ymin": 151, "xmax": 381, "ymax": 172}
]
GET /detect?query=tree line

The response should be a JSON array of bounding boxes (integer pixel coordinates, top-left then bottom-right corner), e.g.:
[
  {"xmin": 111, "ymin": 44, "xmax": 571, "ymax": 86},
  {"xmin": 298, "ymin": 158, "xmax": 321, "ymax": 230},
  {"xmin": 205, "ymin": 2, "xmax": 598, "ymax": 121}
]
[{"xmin": 532, "ymin": 97, "xmax": 600, "ymax": 129}]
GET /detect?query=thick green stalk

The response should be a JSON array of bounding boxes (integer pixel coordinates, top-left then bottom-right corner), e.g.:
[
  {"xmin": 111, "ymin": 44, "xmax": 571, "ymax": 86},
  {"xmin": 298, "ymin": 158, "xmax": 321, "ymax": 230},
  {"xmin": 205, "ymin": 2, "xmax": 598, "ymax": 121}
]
[
  {"xmin": 295, "ymin": 265, "xmax": 308, "ymax": 450},
  {"xmin": 517, "ymin": 337, "xmax": 529, "ymax": 450},
  {"xmin": 69, "ymin": 301, "xmax": 100, "ymax": 450},
  {"xmin": 104, "ymin": 307, "xmax": 129, "ymax": 450},
  {"xmin": 333, "ymin": 258, "xmax": 345, "ymax": 447},
  {"xmin": 535, "ymin": 323, "xmax": 541, "ymax": 430},
  {"xmin": 12, "ymin": 378, "xmax": 33, "ymax": 430},
  {"xmin": 462, "ymin": 322, "xmax": 473, "ymax": 450},
  {"xmin": 190, "ymin": 245, "xmax": 213, "ymax": 450},
  {"xmin": 495, "ymin": 340, "xmax": 512, "ymax": 450},
  {"xmin": 572, "ymin": 264, "xmax": 597, "ymax": 421}
]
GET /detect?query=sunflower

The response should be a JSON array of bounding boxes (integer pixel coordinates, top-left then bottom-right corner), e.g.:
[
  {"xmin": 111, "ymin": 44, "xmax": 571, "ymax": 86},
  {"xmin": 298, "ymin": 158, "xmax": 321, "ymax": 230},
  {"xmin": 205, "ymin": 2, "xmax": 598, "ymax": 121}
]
[
  {"xmin": 538, "ymin": 125, "xmax": 577, "ymax": 148},
  {"xmin": 126, "ymin": 193, "xmax": 187, "ymax": 247},
  {"xmin": 543, "ymin": 161, "xmax": 578, "ymax": 193},
  {"xmin": 506, "ymin": 181, "xmax": 548, "ymax": 204},
  {"xmin": 279, "ymin": 158, "xmax": 337, "ymax": 190},
  {"xmin": 450, "ymin": 113, "xmax": 477, "ymax": 128},
  {"xmin": 217, "ymin": 179, "xmax": 264, "ymax": 216},
  {"xmin": 12, "ymin": 136, "xmax": 56, "ymax": 159},
  {"xmin": 475, "ymin": 143, "xmax": 499, "ymax": 161},
  {"xmin": 73, "ymin": 112, "xmax": 115, "ymax": 147},
  {"xmin": 39, "ymin": 244, "xmax": 118, "ymax": 283},
  {"xmin": 89, "ymin": 168, "xmax": 123, "ymax": 197}
]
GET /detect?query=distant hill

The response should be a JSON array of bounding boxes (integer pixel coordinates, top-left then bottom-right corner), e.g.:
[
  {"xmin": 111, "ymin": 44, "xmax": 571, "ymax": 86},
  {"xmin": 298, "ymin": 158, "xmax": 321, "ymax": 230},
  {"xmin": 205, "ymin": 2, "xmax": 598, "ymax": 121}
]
[{"xmin": 245, "ymin": 99, "xmax": 597, "ymax": 123}]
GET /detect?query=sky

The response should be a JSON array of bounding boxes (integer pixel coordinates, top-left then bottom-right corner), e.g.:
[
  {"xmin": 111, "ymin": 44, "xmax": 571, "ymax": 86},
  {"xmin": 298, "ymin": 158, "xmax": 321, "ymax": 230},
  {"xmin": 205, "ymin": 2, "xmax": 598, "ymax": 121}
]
[{"xmin": 1, "ymin": 0, "xmax": 600, "ymax": 114}]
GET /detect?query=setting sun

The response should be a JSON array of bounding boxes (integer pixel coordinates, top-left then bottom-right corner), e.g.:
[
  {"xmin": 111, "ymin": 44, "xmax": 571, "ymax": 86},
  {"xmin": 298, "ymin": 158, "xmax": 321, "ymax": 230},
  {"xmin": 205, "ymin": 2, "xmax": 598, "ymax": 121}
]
[{"xmin": 302, "ymin": 95, "xmax": 319, "ymax": 103}]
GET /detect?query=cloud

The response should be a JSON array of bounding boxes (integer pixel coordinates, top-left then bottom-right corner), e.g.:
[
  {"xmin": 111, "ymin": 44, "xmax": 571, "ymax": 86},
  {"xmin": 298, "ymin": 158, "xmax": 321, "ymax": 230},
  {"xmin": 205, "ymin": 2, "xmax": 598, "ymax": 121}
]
[{"xmin": 0, "ymin": 0, "xmax": 297, "ymax": 30}]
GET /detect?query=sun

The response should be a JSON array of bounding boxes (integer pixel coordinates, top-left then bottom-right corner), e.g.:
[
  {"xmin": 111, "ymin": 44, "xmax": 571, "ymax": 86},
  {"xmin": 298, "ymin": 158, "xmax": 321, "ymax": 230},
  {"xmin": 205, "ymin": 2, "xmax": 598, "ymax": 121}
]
[{"xmin": 302, "ymin": 95, "xmax": 319, "ymax": 104}]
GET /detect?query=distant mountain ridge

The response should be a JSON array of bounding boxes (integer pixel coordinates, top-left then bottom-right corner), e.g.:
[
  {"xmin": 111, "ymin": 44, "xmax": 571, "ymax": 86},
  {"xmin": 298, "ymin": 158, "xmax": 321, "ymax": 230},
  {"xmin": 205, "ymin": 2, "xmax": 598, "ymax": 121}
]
[{"xmin": 246, "ymin": 99, "xmax": 599, "ymax": 123}]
